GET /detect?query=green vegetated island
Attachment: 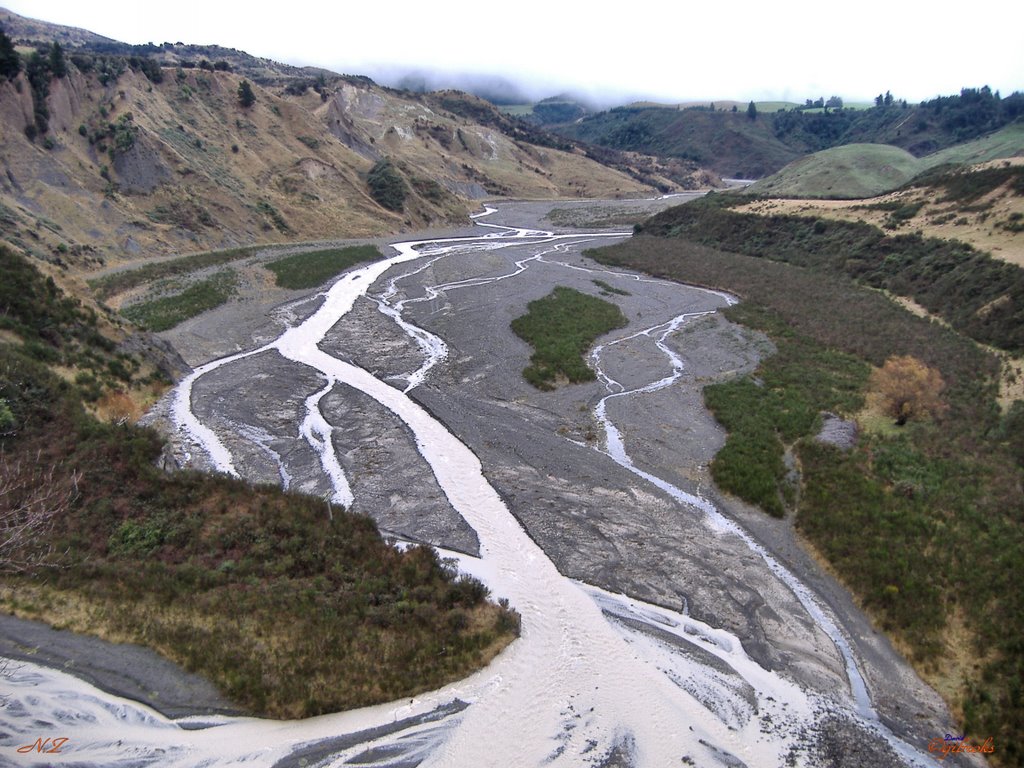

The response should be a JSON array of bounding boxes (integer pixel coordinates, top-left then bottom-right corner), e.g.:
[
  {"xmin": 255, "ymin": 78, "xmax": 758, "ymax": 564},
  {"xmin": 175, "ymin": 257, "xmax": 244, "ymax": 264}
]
[
  {"xmin": 511, "ymin": 286, "xmax": 628, "ymax": 390},
  {"xmin": 264, "ymin": 244, "xmax": 382, "ymax": 289},
  {"xmin": 589, "ymin": 183, "xmax": 1024, "ymax": 766}
]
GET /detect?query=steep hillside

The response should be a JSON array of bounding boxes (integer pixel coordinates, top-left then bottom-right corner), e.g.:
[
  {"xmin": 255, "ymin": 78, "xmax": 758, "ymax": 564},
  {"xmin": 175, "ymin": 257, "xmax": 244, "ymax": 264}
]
[
  {"xmin": 0, "ymin": 51, "xmax": 659, "ymax": 279},
  {"xmin": 0, "ymin": 6, "xmax": 341, "ymax": 85},
  {"xmin": 555, "ymin": 105, "xmax": 802, "ymax": 178}
]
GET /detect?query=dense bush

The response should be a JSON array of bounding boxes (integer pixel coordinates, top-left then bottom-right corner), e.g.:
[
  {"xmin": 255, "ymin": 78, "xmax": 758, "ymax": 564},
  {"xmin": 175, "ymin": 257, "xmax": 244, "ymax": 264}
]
[
  {"xmin": 120, "ymin": 270, "xmax": 237, "ymax": 331},
  {"xmin": 265, "ymin": 245, "xmax": 380, "ymax": 289},
  {"xmin": 510, "ymin": 286, "xmax": 627, "ymax": 390},
  {"xmin": 0, "ymin": 25, "xmax": 20, "ymax": 79},
  {"xmin": 0, "ymin": 246, "xmax": 131, "ymax": 391},
  {"xmin": 704, "ymin": 324, "xmax": 868, "ymax": 517},
  {"xmin": 237, "ymin": 79, "xmax": 255, "ymax": 108},
  {"xmin": 366, "ymin": 159, "xmax": 407, "ymax": 212}
]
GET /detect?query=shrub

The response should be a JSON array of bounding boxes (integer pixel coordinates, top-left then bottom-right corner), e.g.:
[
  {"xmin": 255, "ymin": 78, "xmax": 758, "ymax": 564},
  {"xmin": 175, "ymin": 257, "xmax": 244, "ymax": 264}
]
[
  {"xmin": 237, "ymin": 79, "xmax": 255, "ymax": 108},
  {"xmin": 366, "ymin": 159, "xmax": 407, "ymax": 212},
  {"xmin": 120, "ymin": 271, "xmax": 237, "ymax": 331},
  {"xmin": 871, "ymin": 355, "xmax": 947, "ymax": 425},
  {"xmin": 2, "ymin": 260, "xmax": 518, "ymax": 718},
  {"xmin": 511, "ymin": 286, "xmax": 627, "ymax": 390},
  {"xmin": 0, "ymin": 25, "xmax": 19, "ymax": 79}
]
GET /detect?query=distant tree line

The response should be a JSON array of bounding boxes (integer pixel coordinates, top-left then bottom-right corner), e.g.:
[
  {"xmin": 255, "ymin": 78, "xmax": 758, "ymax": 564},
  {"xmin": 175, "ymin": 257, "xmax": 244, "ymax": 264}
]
[
  {"xmin": 559, "ymin": 84, "xmax": 1024, "ymax": 170},
  {"xmin": 0, "ymin": 23, "xmax": 250, "ymax": 144},
  {"xmin": 771, "ymin": 86, "xmax": 1024, "ymax": 155},
  {"xmin": 282, "ymin": 72, "xmax": 330, "ymax": 101},
  {"xmin": 796, "ymin": 95, "xmax": 846, "ymax": 111}
]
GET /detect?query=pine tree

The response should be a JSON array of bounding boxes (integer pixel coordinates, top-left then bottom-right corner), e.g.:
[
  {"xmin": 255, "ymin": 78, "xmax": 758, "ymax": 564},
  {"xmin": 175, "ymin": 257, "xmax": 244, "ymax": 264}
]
[
  {"xmin": 237, "ymin": 79, "xmax": 255, "ymax": 108},
  {"xmin": 746, "ymin": 101, "xmax": 757, "ymax": 120},
  {"xmin": 48, "ymin": 42, "xmax": 66, "ymax": 78},
  {"xmin": 0, "ymin": 26, "xmax": 19, "ymax": 80}
]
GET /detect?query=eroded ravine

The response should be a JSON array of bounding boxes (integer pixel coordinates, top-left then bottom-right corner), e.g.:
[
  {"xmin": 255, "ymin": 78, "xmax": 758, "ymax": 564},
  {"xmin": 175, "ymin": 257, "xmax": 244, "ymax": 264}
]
[{"xmin": 0, "ymin": 204, "xmax": 966, "ymax": 767}]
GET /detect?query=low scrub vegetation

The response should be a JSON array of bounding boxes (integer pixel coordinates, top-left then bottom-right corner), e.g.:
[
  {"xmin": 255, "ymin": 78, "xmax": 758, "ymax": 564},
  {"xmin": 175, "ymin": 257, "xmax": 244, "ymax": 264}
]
[
  {"xmin": 0, "ymin": 246, "xmax": 140, "ymax": 399},
  {"xmin": 120, "ymin": 270, "xmax": 237, "ymax": 331},
  {"xmin": 703, "ymin": 319, "xmax": 868, "ymax": 517},
  {"xmin": 592, "ymin": 279, "xmax": 631, "ymax": 296},
  {"xmin": 511, "ymin": 286, "xmax": 627, "ymax": 390},
  {"xmin": 265, "ymin": 245, "xmax": 381, "ymax": 289},
  {"xmin": 637, "ymin": 194, "xmax": 1024, "ymax": 353},
  {"xmin": 591, "ymin": 233, "xmax": 1023, "ymax": 765},
  {"xmin": 0, "ymin": 249, "xmax": 518, "ymax": 718},
  {"xmin": 88, "ymin": 246, "xmax": 256, "ymax": 300},
  {"xmin": 930, "ymin": 164, "xmax": 1024, "ymax": 203}
]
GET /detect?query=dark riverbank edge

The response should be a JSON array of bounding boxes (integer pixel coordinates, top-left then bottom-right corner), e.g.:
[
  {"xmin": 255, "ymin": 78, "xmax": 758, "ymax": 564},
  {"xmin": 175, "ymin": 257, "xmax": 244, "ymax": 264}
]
[{"xmin": 0, "ymin": 612, "xmax": 239, "ymax": 719}]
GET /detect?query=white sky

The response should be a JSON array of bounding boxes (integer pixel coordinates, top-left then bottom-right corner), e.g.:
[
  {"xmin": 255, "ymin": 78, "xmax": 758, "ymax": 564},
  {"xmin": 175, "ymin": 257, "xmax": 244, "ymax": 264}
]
[{"xmin": 6, "ymin": 0, "xmax": 1023, "ymax": 104}]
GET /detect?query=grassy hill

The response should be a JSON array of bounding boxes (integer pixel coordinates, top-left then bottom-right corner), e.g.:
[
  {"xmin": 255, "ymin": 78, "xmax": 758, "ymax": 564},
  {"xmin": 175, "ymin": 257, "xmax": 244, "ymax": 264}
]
[
  {"xmin": 926, "ymin": 120, "xmax": 1024, "ymax": 167},
  {"xmin": 745, "ymin": 143, "xmax": 923, "ymax": 198},
  {"xmin": 745, "ymin": 123, "xmax": 1024, "ymax": 199}
]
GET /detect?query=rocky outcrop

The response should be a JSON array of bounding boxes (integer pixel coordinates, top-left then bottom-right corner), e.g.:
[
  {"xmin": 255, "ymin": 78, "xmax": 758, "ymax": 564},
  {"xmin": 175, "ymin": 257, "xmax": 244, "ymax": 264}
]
[{"xmin": 815, "ymin": 412, "xmax": 858, "ymax": 451}]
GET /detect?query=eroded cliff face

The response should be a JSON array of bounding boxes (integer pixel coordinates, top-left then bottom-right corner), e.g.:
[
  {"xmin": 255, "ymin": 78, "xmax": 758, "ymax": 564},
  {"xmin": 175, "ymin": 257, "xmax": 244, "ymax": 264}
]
[{"xmin": 0, "ymin": 64, "xmax": 655, "ymax": 277}]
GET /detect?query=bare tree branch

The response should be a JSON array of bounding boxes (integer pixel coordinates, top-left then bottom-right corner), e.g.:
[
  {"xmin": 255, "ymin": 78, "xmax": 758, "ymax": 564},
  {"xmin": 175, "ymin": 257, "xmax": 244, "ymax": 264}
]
[{"xmin": 0, "ymin": 450, "xmax": 78, "ymax": 573}]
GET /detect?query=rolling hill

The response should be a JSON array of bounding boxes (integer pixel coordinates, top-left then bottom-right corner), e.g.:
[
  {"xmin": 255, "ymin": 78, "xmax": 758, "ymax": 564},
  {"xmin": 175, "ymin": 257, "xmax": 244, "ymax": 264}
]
[
  {"xmin": 743, "ymin": 143, "xmax": 923, "ymax": 199},
  {"xmin": 552, "ymin": 88, "xmax": 1024, "ymax": 179},
  {"xmin": 745, "ymin": 123, "xmax": 1024, "ymax": 199}
]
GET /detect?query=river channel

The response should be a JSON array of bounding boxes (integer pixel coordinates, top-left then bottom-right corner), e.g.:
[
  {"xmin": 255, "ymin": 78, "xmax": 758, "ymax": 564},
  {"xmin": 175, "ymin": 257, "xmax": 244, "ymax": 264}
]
[{"xmin": 0, "ymin": 199, "xmax": 975, "ymax": 768}]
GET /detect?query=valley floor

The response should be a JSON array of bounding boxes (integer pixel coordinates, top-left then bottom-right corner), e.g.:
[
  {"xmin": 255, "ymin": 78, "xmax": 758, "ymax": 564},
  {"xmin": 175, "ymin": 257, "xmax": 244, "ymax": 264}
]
[{"xmin": 1, "ymin": 197, "xmax": 980, "ymax": 767}]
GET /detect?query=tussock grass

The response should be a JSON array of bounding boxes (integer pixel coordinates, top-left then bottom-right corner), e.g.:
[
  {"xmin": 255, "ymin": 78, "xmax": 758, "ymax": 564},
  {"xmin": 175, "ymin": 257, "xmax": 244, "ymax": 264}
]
[
  {"xmin": 511, "ymin": 286, "xmax": 627, "ymax": 390},
  {"xmin": 264, "ymin": 245, "xmax": 381, "ymax": 289}
]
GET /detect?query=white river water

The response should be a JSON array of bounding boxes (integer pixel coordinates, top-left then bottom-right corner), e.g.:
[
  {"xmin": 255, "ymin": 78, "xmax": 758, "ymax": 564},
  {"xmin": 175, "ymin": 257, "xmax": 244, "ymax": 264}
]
[{"xmin": 0, "ymin": 209, "xmax": 939, "ymax": 768}]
